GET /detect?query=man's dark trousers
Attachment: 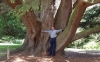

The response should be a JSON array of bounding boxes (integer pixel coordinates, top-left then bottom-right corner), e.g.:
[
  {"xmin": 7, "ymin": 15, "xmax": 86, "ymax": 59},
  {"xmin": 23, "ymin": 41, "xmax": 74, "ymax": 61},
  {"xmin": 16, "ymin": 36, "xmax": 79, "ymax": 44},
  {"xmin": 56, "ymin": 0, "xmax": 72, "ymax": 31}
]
[{"xmin": 50, "ymin": 37, "xmax": 56, "ymax": 56}]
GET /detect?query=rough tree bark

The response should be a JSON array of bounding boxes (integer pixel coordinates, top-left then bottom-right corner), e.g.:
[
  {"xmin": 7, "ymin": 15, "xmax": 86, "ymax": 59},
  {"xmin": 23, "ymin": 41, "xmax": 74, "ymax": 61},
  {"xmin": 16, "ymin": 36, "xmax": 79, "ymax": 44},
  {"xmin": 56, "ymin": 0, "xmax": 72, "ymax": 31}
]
[
  {"xmin": 54, "ymin": 0, "xmax": 72, "ymax": 29},
  {"xmin": 5, "ymin": 0, "xmax": 100, "ymax": 56},
  {"xmin": 40, "ymin": 0, "xmax": 54, "ymax": 53}
]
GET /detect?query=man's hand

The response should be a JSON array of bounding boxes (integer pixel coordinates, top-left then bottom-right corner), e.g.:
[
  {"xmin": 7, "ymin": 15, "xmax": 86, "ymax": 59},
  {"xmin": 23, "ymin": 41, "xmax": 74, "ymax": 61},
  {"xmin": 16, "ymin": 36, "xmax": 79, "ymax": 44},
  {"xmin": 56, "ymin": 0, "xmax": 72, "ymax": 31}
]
[{"xmin": 41, "ymin": 30, "xmax": 44, "ymax": 32}]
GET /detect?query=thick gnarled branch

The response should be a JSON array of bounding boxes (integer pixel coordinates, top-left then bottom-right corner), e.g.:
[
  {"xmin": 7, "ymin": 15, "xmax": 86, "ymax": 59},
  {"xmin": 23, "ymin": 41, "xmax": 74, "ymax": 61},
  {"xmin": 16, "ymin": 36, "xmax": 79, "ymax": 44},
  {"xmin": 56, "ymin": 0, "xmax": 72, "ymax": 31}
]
[
  {"xmin": 72, "ymin": 26, "xmax": 100, "ymax": 41},
  {"xmin": 54, "ymin": 0, "xmax": 72, "ymax": 29},
  {"xmin": 56, "ymin": 0, "xmax": 91, "ymax": 52}
]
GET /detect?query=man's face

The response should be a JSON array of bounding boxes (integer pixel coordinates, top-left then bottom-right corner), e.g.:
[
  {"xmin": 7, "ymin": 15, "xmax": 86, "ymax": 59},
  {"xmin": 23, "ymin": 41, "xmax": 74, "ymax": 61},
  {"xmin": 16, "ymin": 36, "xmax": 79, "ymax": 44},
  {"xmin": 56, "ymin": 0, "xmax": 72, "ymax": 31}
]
[{"xmin": 51, "ymin": 27, "xmax": 54, "ymax": 30}]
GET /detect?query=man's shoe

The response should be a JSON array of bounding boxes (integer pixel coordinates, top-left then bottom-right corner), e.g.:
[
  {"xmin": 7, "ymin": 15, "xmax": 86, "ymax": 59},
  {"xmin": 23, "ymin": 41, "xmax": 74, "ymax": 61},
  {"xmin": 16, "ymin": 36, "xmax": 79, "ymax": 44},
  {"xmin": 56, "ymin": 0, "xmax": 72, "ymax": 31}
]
[
  {"xmin": 48, "ymin": 54, "xmax": 52, "ymax": 56},
  {"xmin": 52, "ymin": 54, "xmax": 55, "ymax": 56}
]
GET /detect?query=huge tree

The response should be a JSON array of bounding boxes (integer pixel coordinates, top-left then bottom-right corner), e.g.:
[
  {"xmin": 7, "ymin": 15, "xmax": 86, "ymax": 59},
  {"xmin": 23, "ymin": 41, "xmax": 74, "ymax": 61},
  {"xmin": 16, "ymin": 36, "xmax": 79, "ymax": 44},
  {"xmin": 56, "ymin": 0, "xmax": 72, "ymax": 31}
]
[{"xmin": 4, "ymin": 0, "xmax": 100, "ymax": 55}]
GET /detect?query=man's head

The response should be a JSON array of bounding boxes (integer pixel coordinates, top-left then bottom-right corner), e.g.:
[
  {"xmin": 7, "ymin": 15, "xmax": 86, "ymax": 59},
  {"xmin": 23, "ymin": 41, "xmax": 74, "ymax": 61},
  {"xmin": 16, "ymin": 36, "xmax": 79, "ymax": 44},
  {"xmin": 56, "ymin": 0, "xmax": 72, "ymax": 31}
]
[{"xmin": 51, "ymin": 26, "xmax": 55, "ymax": 30}]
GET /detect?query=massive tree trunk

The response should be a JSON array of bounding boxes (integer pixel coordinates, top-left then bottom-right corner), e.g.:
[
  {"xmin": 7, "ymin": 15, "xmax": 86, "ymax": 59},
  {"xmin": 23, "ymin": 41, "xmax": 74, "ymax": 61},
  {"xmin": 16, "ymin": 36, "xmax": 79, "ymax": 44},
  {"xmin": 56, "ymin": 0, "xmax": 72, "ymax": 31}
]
[
  {"xmin": 54, "ymin": 0, "xmax": 72, "ymax": 29},
  {"xmin": 40, "ymin": 0, "xmax": 54, "ymax": 53},
  {"xmin": 5, "ymin": 0, "xmax": 100, "ymax": 56},
  {"xmin": 5, "ymin": 0, "xmax": 42, "ymax": 55}
]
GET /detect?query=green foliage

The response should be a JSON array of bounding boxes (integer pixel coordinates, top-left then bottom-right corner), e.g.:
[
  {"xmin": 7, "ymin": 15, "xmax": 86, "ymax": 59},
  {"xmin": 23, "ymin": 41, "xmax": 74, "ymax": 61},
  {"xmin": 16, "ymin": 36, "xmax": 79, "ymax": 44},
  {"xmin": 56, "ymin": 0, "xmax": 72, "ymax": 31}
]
[
  {"xmin": 31, "ymin": 0, "xmax": 40, "ymax": 10},
  {"xmin": 83, "ymin": 6, "xmax": 100, "ymax": 21},
  {"xmin": 82, "ymin": 5, "xmax": 100, "ymax": 29},
  {"xmin": 88, "ymin": 0, "xmax": 92, "ymax": 3},
  {"xmin": 83, "ymin": 41, "xmax": 100, "ymax": 50},
  {"xmin": 0, "ymin": 36, "xmax": 23, "ymax": 44},
  {"xmin": 0, "ymin": 1, "xmax": 26, "ymax": 43},
  {"xmin": 13, "ymin": 4, "xmax": 31, "ymax": 18},
  {"xmin": 68, "ymin": 33, "xmax": 100, "ymax": 49},
  {"xmin": 13, "ymin": 0, "xmax": 41, "ymax": 18},
  {"xmin": 10, "ymin": 0, "xmax": 15, "ymax": 3},
  {"xmin": 0, "ymin": 11, "xmax": 26, "ymax": 39},
  {"xmin": 0, "ymin": 15, "xmax": 5, "ymax": 36}
]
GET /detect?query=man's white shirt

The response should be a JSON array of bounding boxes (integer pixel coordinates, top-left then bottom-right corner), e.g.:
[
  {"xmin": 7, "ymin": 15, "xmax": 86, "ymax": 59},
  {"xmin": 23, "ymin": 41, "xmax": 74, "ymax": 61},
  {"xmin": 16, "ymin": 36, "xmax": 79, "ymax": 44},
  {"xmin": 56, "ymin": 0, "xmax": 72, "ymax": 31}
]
[{"xmin": 44, "ymin": 29, "xmax": 62, "ymax": 38}]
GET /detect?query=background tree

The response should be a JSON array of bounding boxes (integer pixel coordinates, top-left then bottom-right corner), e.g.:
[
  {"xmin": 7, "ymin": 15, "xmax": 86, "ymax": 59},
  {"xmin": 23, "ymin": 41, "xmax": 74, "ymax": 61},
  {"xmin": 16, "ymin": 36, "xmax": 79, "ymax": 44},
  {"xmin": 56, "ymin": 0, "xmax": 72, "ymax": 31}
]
[
  {"xmin": 4, "ymin": 0, "xmax": 100, "ymax": 56},
  {"xmin": 0, "ymin": 1, "xmax": 25, "ymax": 39}
]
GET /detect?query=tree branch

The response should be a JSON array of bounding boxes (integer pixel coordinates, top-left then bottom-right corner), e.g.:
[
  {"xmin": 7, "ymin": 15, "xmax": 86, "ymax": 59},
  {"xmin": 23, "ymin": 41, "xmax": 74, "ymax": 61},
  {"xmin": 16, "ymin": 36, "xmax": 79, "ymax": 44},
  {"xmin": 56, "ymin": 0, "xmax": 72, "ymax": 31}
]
[
  {"xmin": 72, "ymin": 26, "xmax": 100, "ymax": 41},
  {"xmin": 83, "ymin": 0, "xmax": 100, "ymax": 5},
  {"xmin": 54, "ymin": 0, "xmax": 72, "ymax": 29},
  {"xmin": 79, "ymin": 22, "xmax": 100, "ymax": 26},
  {"xmin": 93, "ymin": 0, "xmax": 100, "ymax": 3}
]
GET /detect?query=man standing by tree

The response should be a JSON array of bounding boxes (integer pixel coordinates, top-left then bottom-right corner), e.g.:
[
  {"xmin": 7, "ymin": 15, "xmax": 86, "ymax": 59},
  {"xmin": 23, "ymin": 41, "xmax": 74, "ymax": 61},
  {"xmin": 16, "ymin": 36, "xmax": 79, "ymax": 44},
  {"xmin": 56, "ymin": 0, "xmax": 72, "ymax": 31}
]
[{"xmin": 43, "ymin": 26, "xmax": 62, "ymax": 56}]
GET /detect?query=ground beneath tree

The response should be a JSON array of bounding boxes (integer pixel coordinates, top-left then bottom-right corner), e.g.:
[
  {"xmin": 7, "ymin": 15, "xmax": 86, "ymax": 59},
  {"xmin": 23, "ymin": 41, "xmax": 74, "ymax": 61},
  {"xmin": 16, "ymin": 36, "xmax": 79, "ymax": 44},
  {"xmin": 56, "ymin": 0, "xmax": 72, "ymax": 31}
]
[{"xmin": 0, "ymin": 48, "xmax": 100, "ymax": 62}]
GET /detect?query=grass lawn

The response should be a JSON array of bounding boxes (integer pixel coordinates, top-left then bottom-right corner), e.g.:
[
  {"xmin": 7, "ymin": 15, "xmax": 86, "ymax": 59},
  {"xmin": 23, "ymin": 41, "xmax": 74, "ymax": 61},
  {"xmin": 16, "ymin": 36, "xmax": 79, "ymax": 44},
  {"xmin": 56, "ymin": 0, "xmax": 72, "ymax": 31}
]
[{"xmin": 0, "ymin": 44, "xmax": 21, "ymax": 56}]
